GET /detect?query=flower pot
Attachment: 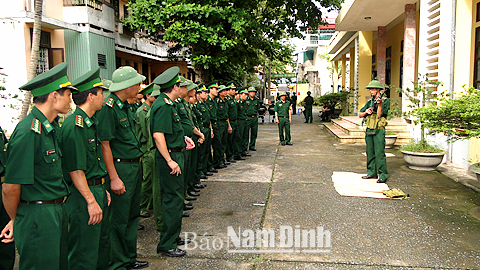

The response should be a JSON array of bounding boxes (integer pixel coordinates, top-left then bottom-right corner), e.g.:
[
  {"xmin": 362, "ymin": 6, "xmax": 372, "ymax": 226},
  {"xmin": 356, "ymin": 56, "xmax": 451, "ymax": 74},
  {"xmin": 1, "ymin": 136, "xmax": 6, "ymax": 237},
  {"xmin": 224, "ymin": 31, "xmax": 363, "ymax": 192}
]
[
  {"xmin": 468, "ymin": 164, "xmax": 480, "ymax": 182},
  {"xmin": 400, "ymin": 150, "xmax": 446, "ymax": 171},
  {"xmin": 385, "ymin": 134, "xmax": 398, "ymax": 149}
]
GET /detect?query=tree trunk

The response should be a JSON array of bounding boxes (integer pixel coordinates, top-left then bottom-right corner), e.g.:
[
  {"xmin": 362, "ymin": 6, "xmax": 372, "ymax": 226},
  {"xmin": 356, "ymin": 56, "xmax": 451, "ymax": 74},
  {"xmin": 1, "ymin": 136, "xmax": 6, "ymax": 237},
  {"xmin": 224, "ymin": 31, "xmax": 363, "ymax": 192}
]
[{"xmin": 19, "ymin": 0, "xmax": 43, "ymax": 120}]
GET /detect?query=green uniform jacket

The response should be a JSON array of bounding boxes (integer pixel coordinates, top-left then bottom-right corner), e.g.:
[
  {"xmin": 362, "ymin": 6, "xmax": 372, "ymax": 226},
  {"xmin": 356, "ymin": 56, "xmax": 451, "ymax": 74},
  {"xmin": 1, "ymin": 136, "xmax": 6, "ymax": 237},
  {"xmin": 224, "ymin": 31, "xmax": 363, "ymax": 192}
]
[
  {"xmin": 58, "ymin": 107, "xmax": 107, "ymax": 184},
  {"xmin": 196, "ymin": 101, "xmax": 211, "ymax": 127},
  {"xmin": 227, "ymin": 96, "xmax": 237, "ymax": 121},
  {"xmin": 245, "ymin": 96, "xmax": 260, "ymax": 116},
  {"xmin": 237, "ymin": 99, "xmax": 247, "ymax": 120},
  {"xmin": 205, "ymin": 95, "xmax": 218, "ymax": 123},
  {"xmin": 304, "ymin": 96, "xmax": 314, "ymax": 108},
  {"xmin": 0, "ymin": 126, "xmax": 6, "ymax": 177},
  {"xmin": 150, "ymin": 93, "xmax": 186, "ymax": 149},
  {"xmin": 5, "ymin": 107, "xmax": 68, "ymax": 200},
  {"xmin": 216, "ymin": 96, "xmax": 229, "ymax": 120},
  {"xmin": 360, "ymin": 98, "xmax": 390, "ymax": 117},
  {"xmin": 274, "ymin": 100, "xmax": 291, "ymax": 117},
  {"xmin": 135, "ymin": 103, "xmax": 152, "ymax": 153},
  {"xmin": 176, "ymin": 98, "xmax": 195, "ymax": 137},
  {"xmin": 97, "ymin": 93, "xmax": 143, "ymax": 159},
  {"xmin": 192, "ymin": 103, "xmax": 203, "ymax": 129}
]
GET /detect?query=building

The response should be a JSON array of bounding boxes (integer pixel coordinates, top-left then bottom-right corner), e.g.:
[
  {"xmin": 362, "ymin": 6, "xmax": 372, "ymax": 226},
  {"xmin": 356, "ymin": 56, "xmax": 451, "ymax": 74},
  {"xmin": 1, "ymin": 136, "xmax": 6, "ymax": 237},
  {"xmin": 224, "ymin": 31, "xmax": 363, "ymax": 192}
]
[{"xmin": 328, "ymin": 0, "xmax": 480, "ymax": 169}]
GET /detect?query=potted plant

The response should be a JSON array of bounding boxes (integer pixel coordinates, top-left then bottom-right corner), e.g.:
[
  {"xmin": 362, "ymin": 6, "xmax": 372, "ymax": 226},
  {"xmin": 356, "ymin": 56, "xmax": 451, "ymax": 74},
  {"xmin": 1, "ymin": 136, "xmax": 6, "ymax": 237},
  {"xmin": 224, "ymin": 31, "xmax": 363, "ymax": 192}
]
[
  {"xmin": 418, "ymin": 86, "xmax": 480, "ymax": 178},
  {"xmin": 384, "ymin": 97, "xmax": 402, "ymax": 148},
  {"xmin": 398, "ymin": 75, "xmax": 446, "ymax": 171}
]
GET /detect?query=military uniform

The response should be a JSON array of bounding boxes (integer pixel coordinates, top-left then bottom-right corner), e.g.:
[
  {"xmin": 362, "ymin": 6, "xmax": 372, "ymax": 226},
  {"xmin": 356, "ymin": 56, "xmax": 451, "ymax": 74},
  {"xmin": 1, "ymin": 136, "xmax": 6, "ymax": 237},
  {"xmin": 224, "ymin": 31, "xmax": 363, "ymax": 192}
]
[
  {"xmin": 192, "ymin": 95, "xmax": 208, "ymax": 185},
  {"xmin": 97, "ymin": 66, "xmax": 145, "ymax": 269},
  {"xmin": 304, "ymin": 92, "xmax": 314, "ymax": 123},
  {"xmin": 236, "ymin": 88, "xmax": 249, "ymax": 156},
  {"xmin": 291, "ymin": 93, "xmax": 297, "ymax": 115},
  {"xmin": 226, "ymin": 84, "xmax": 240, "ymax": 160},
  {"xmin": 4, "ymin": 63, "xmax": 77, "ymax": 270},
  {"xmin": 216, "ymin": 87, "xmax": 230, "ymax": 166},
  {"xmin": 274, "ymin": 93, "xmax": 292, "ymax": 145},
  {"xmin": 245, "ymin": 87, "xmax": 260, "ymax": 150},
  {"xmin": 150, "ymin": 67, "xmax": 187, "ymax": 255},
  {"xmin": 360, "ymin": 83, "xmax": 390, "ymax": 181},
  {"xmin": 0, "ymin": 126, "xmax": 14, "ymax": 270},
  {"xmin": 205, "ymin": 82, "xmax": 220, "ymax": 169},
  {"xmin": 176, "ymin": 93, "xmax": 194, "ymax": 197},
  {"xmin": 195, "ymin": 85, "xmax": 212, "ymax": 177}
]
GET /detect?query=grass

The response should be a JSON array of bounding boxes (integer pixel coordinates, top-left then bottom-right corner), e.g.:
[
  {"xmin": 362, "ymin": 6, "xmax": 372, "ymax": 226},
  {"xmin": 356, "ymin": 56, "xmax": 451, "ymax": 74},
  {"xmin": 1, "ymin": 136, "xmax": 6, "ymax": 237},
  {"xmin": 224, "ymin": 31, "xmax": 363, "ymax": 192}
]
[{"xmin": 400, "ymin": 139, "xmax": 444, "ymax": 153}]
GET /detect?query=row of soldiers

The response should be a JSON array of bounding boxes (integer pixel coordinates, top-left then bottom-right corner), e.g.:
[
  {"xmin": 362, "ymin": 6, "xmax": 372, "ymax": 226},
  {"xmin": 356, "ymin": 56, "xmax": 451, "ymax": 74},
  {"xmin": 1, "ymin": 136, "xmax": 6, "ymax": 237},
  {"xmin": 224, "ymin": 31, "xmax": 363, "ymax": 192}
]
[{"xmin": 0, "ymin": 63, "xmax": 262, "ymax": 270}]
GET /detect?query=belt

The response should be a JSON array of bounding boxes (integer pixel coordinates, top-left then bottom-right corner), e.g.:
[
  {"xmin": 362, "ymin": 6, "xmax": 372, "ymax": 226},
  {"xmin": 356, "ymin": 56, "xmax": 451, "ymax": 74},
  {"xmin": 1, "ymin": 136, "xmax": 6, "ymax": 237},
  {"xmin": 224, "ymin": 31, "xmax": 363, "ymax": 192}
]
[
  {"xmin": 279, "ymin": 116, "xmax": 288, "ymax": 118},
  {"xmin": 168, "ymin": 148, "xmax": 184, "ymax": 153},
  {"xmin": 20, "ymin": 196, "xmax": 67, "ymax": 205},
  {"xmin": 218, "ymin": 119, "xmax": 227, "ymax": 121},
  {"xmin": 115, "ymin": 158, "xmax": 141, "ymax": 163},
  {"xmin": 87, "ymin": 178, "xmax": 105, "ymax": 186},
  {"xmin": 248, "ymin": 115, "xmax": 256, "ymax": 117},
  {"xmin": 150, "ymin": 146, "xmax": 156, "ymax": 151}
]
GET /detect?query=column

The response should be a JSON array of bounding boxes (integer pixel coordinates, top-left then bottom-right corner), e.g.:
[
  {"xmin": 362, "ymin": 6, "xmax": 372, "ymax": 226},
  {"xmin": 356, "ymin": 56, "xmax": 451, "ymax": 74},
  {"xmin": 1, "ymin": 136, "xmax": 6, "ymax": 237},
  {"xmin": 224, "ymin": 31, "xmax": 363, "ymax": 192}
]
[
  {"xmin": 333, "ymin": 60, "xmax": 339, "ymax": 93},
  {"xmin": 402, "ymin": 3, "xmax": 417, "ymax": 113},
  {"xmin": 341, "ymin": 54, "xmax": 347, "ymax": 91},
  {"xmin": 377, "ymin": 26, "xmax": 387, "ymax": 84}
]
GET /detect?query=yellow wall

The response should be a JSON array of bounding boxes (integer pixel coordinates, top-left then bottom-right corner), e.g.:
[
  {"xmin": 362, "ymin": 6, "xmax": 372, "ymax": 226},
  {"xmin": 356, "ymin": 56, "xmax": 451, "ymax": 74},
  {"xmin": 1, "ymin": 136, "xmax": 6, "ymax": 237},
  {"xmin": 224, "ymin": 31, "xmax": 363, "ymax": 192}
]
[
  {"xmin": 357, "ymin": 31, "xmax": 373, "ymax": 110},
  {"xmin": 290, "ymin": 84, "xmax": 309, "ymax": 104},
  {"xmin": 468, "ymin": 0, "xmax": 480, "ymax": 164}
]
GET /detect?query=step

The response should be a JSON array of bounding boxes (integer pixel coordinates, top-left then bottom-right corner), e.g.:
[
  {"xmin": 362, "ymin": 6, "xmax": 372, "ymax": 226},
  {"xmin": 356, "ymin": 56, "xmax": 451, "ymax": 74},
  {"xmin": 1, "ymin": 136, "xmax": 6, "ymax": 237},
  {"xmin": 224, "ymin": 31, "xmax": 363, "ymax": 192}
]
[{"xmin": 324, "ymin": 122, "xmax": 411, "ymax": 145}]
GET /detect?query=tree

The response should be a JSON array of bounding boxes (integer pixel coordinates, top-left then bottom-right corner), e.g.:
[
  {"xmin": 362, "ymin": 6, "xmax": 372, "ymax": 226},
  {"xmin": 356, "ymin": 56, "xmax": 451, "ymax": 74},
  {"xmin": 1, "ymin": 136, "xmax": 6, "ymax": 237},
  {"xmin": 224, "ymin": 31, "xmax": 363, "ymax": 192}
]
[
  {"xmin": 19, "ymin": 0, "xmax": 43, "ymax": 120},
  {"xmin": 124, "ymin": 0, "xmax": 341, "ymax": 82}
]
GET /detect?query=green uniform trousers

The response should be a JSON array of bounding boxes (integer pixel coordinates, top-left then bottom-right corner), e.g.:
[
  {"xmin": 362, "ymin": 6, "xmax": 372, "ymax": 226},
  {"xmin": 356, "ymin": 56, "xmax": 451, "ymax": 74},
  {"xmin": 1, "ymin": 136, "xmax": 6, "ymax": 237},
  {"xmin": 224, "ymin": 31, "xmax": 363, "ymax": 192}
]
[
  {"xmin": 218, "ymin": 121, "xmax": 229, "ymax": 164},
  {"xmin": 365, "ymin": 128, "xmax": 388, "ymax": 179},
  {"xmin": 140, "ymin": 150, "xmax": 155, "ymax": 213},
  {"xmin": 156, "ymin": 151, "xmax": 184, "ymax": 251},
  {"xmin": 0, "ymin": 184, "xmax": 15, "ymax": 270},
  {"xmin": 304, "ymin": 106, "xmax": 313, "ymax": 123},
  {"xmin": 14, "ymin": 202, "xmax": 68, "ymax": 270},
  {"xmin": 199, "ymin": 128, "xmax": 211, "ymax": 176},
  {"xmin": 66, "ymin": 183, "xmax": 110, "ymax": 270},
  {"xmin": 151, "ymin": 153, "xmax": 163, "ymax": 231},
  {"xmin": 212, "ymin": 122, "xmax": 226, "ymax": 166},
  {"xmin": 106, "ymin": 161, "xmax": 142, "ymax": 270},
  {"xmin": 188, "ymin": 135, "xmax": 199, "ymax": 192},
  {"xmin": 238, "ymin": 119, "xmax": 248, "ymax": 155},
  {"xmin": 278, "ymin": 118, "xmax": 291, "ymax": 144},
  {"xmin": 247, "ymin": 116, "xmax": 258, "ymax": 150},
  {"xmin": 226, "ymin": 120, "xmax": 239, "ymax": 160},
  {"xmin": 208, "ymin": 125, "xmax": 217, "ymax": 169},
  {"xmin": 183, "ymin": 148, "xmax": 192, "ymax": 196}
]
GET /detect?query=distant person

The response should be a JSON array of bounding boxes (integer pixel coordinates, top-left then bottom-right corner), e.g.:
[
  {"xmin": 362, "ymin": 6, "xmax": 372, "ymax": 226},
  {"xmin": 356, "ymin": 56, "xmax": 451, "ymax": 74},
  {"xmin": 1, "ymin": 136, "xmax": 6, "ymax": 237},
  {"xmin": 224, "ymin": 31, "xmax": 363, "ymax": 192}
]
[
  {"xmin": 303, "ymin": 91, "xmax": 314, "ymax": 123},
  {"xmin": 291, "ymin": 92, "xmax": 297, "ymax": 115},
  {"xmin": 275, "ymin": 92, "xmax": 292, "ymax": 146}
]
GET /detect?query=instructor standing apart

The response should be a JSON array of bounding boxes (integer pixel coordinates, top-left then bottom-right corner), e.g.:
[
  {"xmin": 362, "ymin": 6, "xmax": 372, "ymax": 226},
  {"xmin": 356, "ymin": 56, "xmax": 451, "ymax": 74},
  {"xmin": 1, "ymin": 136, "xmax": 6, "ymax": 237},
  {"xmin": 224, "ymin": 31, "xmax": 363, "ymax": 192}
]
[
  {"xmin": 274, "ymin": 91, "xmax": 292, "ymax": 146},
  {"xmin": 358, "ymin": 80, "xmax": 389, "ymax": 184},
  {"xmin": 303, "ymin": 91, "xmax": 314, "ymax": 123}
]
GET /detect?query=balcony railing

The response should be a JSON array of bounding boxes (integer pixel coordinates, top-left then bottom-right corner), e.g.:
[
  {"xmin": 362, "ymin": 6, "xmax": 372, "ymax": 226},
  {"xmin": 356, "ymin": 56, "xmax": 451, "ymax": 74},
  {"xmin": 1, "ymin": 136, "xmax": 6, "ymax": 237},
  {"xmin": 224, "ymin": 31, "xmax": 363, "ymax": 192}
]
[{"xmin": 64, "ymin": 0, "xmax": 102, "ymax": 11}]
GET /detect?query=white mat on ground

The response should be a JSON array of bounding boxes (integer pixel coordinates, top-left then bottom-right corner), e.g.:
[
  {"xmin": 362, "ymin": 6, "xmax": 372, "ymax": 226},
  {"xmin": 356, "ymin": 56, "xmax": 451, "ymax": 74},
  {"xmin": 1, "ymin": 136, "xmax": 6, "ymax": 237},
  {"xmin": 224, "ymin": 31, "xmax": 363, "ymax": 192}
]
[
  {"xmin": 332, "ymin": 171, "xmax": 389, "ymax": 199},
  {"xmin": 362, "ymin": 152, "xmax": 395, "ymax": 157}
]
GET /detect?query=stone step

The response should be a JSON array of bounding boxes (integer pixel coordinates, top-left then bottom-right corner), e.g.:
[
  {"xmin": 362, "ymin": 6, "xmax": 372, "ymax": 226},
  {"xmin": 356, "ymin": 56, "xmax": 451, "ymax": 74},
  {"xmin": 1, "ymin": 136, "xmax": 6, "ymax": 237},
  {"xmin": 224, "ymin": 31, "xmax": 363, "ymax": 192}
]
[
  {"xmin": 324, "ymin": 122, "xmax": 411, "ymax": 145},
  {"xmin": 331, "ymin": 118, "xmax": 410, "ymax": 137}
]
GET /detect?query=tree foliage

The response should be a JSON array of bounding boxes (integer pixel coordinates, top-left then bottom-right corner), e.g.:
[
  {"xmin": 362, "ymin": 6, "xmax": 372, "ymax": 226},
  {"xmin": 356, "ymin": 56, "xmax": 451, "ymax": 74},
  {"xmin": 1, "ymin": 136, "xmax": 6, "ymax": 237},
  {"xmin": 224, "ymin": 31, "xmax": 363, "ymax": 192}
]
[{"xmin": 124, "ymin": 0, "xmax": 341, "ymax": 81}]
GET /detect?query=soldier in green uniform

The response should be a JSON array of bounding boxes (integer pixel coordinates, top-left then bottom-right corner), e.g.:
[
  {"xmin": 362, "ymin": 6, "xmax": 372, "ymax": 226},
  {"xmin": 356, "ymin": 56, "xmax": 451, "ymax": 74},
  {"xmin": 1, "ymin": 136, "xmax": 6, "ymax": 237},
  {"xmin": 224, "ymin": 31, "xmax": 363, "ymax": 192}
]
[
  {"xmin": 2, "ymin": 62, "xmax": 77, "ymax": 270},
  {"xmin": 236, "ymin": 88, "xmax": 251, "ymax": 157},
  {"xmin": 291, "ymin": 92, "xmax": 297, "ymax": 115},
  {"xmin": 226, "ymin": 81, "xmax": 243, "ymax": 162},
  {"xmin": 0, "ymin": 125, "xmax": 15, "ymax": 270},
  {"xmin": 205, "ymin": 81, "xmax": 222, "ymax": 171},
  {"xmin": 135, "ymin": 83, "xmax": 159, "ymax": 218},
  {"xmin": 245, "ymin": 87, "xmax": 260, "ymax": 151},
  {"xmin": 359, "ymin": 80, "xmax": 389, "ymax": 183},
  {"xmin": 150, "ymin": 66, "xmax": 191, "ymax": 257},
  {"xmin": 304, "ymin": 91, "xmax": 314, "ymax": 123},
  {"xmin": 195, "ymin": 85, "xmax": 214, "ymax": 178},
  {"xmin": 96, "ymin": 66, "xmax": 148, "ymax": 270},
  {"xmin": 274, "ymin": 91, "xmax": 293, "ymax": 146},
  {"xmin": 189, "ymin": 86, "xmax": 209, "ymax": 187},
  {"xmin": 216, "ymin": 85, "xmax": 232, "ymax": 168},
  {"xmin": 58, "ymin": 67, "xmax": 111, "ymax": 270}
]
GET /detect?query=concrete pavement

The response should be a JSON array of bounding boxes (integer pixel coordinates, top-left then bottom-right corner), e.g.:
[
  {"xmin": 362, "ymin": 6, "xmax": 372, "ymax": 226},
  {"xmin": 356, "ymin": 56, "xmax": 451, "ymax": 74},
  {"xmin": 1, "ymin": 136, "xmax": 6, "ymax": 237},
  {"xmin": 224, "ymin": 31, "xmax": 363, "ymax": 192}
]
[{"xmin": 138, "ymin": 113, "xmax": 480, "ymax": 269}]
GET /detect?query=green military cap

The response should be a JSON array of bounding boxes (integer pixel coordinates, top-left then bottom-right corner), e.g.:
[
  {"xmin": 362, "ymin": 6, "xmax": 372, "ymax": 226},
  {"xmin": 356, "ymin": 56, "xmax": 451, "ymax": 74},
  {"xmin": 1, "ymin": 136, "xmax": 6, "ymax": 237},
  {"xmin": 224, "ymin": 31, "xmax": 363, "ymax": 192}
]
[
  {"xmin": 207, "ymin": 80, "xmax": 219, "ymax": 89},
  {"xmin": 140, "ymin": 82, "xmax": 160, "ymax": 96},
  {"xmin": 71, "ymin": 67, "xmax": 106, "ymax": 92},
  {"xmin": 179, "ymin": 76, "xmax": 188, "ymax": 87},
  {"xmin": 102, "ymin": 79, "xmax": 113, "ymax": 89},
  {"xmin": 196, "ymin": 83, "xmax": 207, "ymax": 94},
  {"xmin": 151, "ymin": 87, "xmax": 161, "ymax": 97},
  {"xmin": 19, "ymin": 62, "xmax": 78, "ymax": 97},
  {"xmin": 218, "ymin": 85, "xmax": 227, "ymax": 92},
  {"xmin": 279, "ymin": 91, "xmax": 287, "ymax": 97},
  {"xmin": 307, "ymin": 91, "xmax": 311, "ymax": 94},
  {"xmin": 153, "ymin": 66, "xmax": 181, "ymax": 89},
  {"xmin": 109, "ymin": 66, "xmax": 146, "ymax": 92},
  {"xmin": 240, "ymin": 88, "xmax": 248, "ymax": 94},
  {"xmin": 247, "ymin": 86, "xmax": 256, "ymax": 92},
  {"xmin": 366, "ymin": 79, "xmax": 383, "ymax": 89},
  {"xmin": 225, "ymin": 81, "xmax": 236, "ymax": 89},
  {"xmin": 186, "ymin": 80, "xmax": 198, "ymax": 91}
]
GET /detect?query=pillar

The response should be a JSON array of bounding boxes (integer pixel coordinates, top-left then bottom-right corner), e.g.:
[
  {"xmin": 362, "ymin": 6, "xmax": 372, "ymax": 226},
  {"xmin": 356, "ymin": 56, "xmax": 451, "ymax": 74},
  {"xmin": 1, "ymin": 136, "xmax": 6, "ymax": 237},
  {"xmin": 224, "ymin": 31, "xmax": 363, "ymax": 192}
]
[
  {"xmin": 402, "ymin": 3, "xmax": 417, "ymax": 114},
  {"xmin": 349, "ymin": 47, "xmax": 355, "ymax": 90},
  {"xmin": 377, "ymin": 26, "xmax": 387, "ymax": 84},
  {"xmin": 358, "ymin": 31, "xmax": 373, "ymax": 110},
  {"xmin": 333, "ymin": 60, "xmax": 339, "ymax": 93},
  {"xmin": 341, "ymin": 54, "xmax": 347, "ymax": 91}
]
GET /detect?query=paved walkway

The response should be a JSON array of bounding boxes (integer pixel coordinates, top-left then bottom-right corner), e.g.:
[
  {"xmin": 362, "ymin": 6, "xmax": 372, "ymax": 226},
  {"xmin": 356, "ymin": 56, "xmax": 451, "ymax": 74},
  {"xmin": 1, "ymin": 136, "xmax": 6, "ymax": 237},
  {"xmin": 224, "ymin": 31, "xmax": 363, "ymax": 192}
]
[{"xmin": 137, "ymin": 113, "xmax": 480, "ymax": 269}]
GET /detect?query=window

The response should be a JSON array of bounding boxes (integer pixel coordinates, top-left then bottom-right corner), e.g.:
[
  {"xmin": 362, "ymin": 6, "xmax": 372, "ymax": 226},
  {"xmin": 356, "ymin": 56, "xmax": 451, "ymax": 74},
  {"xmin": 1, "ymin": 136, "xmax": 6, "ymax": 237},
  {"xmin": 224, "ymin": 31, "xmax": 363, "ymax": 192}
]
[
  {"xmin": 134, "ymin": 62, "xmax": 138, "ymax": 71},
  {"xmin": 98, "ymin": 54, "xmax": 107, "ymax": 69},
  {"xmin": 473, "ymin": 27, "xmax": 480, "ymax": 88},
  {"xmin": 477, "ymin": 2, "xmax": 480, "ymax": 22},
  {"xmin": 116, "ymin": 57, "xmax": 121, "ymax": 69},
  {"xmin": 386, "ymin": 46, "xmax": 392, "ymax": 58}
]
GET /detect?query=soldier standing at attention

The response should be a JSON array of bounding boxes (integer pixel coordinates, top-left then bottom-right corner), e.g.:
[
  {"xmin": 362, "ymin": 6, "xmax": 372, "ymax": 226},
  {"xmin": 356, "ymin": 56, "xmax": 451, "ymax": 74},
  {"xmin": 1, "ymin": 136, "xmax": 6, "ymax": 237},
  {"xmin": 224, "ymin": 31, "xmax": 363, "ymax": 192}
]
[
  {"xmin": 97, "ymin": 66, "xmax": 148, "ymax": 270},
  {"xmin": 237, "ymin": 88, "xmax": 251, "ymax": 157},
  {"xmin": 245, "ymin": 87, "xmax": 260, "ymax": 151},
  {"xmin": 0, "ymin": 125, "xmax": 14, "ymax": 270},
  {"xmin": 2, "ymin": 62, "xmax": 77, "ymax": 270},
  {"xmin": 135, "ymin": 83, "xmax": 158, "ymax": 219},
  {"xmin": 359, "ymin": 80, "xmax": 389, "ymax": 183},
  {"xmin": 275, "ymin": 91, "xmax": 293, "ymax": 146},
  {"xmin": 216, "ymin": 85, "xmax": 232, "ymax": 168},
  {"xmin": 291, "ymin": 92, "xmax": 297, "ymax": 115},
  {"xmin": 195, "ymin": 84, "xmax": 214, "ymax": 179},
  {"xmin": 225, "ymin": 82, "xmax": 241, "ymax": 162},
  {"xmin": 58, "ymin": 67, "xmax": 111, "ymax": 270},
  {"xmin": 151, "ymin": 67, "xmax": 192, "ymax": 257},
  {"xmin": 205, "ymin": 81, "xmax": 222, "ymax": 171},
  {"xmin": 304, "ymin": 91, "xmax": 314, "ymax": 123}
]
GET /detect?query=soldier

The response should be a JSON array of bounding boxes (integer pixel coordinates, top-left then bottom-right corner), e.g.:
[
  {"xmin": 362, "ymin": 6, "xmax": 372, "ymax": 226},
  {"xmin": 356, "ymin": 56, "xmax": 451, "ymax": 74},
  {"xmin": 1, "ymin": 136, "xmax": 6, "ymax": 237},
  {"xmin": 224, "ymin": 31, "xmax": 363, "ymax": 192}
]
[
  {"xmin": 216, "ymin": 85, "xmax": 232, "ymax": 168},
  {"xmin": 205, "ymin": 81, "xmax": 222, "ymax": 171},
  {"xmin": 135, "ymin": 83, "xmax": 158, "ymax": 218},
  {"xmin": 245, "ymin": 87, "xmax": 260, "ymax": 151},
  {"xmin": 151, "ymin": 66, "xmax": 193, "ymax": 257},
  {"xmin": 190, "ymin": 86, "xmax": 210, "ymax": 187},
  {"xmin": 359, "ymin": 80, "xmax": 389, "ymax": 183},
  {"xmin": 57, "ymin": 67, "xmax": 110, "ymax": 270},
  {"xmin": 0, "ymin": 125, "xmax": 14, "ymax": 270},
  {"xmin": 96, "ymin": 66, "xmax": 148, "ymax": 270},
  {"xmin": 304, "ymin": 91, "xmax": 314, "ymax": 123},
  {"xmin": 195, "ymin": 84, "xmax": 214, "ymax": 178},
  {"xmin": 275, "ymin": 91, "xmax": 293, "ymax": 146},
  {"xmin": 237, "ymin": 87, "xmax": 251, "ymax": 157},
  {"xmin": 226, "ymin": 82, "xmax": 244, "ymax": 161},
  {"xmin": 291, "ymin": 92, "xmax": 297, "ymax": 115},
  {"xmin": 2, "ymin": 62, "xmax": 77, "ymax": 270}
]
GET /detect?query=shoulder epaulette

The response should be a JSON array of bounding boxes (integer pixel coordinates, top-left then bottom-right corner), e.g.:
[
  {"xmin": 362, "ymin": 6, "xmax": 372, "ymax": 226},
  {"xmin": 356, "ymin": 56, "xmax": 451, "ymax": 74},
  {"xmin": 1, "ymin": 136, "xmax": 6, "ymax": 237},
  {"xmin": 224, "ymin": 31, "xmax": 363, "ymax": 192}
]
[
  {"xmin": 164, "ymin": 97, "xmax": 172, "ymax": 105},
  {"xmin": 143, "ymin": 107, "xmax": 149, "ymax": 111},
  {"xmin": 30, "ymin": 119, "xmax": 41, "ymax": 134},
  {"xmin": 75, "ymin": 115, "xmax": 84, "ymax": 128},
  {"xmin": 106, "ymin": 98, "xmax": 114, "ymax": 107}
]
